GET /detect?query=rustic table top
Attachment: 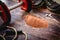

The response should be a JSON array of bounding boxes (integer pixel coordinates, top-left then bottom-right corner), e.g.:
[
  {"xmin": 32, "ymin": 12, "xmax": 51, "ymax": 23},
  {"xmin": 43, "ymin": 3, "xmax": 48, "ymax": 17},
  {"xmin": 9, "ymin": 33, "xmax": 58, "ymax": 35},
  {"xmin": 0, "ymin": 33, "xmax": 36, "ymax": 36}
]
[{"xmin": 1, "ymin": 0, "xmax": 60, "ymax": 40}]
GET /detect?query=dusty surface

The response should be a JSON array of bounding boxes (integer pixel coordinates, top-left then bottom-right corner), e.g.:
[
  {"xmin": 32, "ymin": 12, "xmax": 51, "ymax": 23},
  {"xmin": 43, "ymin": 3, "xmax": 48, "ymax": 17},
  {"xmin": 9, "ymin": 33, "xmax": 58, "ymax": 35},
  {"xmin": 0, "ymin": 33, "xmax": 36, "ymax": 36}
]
[{"xmin": 1, "ymin": 0, "xmax": 60, "ymax": 40}]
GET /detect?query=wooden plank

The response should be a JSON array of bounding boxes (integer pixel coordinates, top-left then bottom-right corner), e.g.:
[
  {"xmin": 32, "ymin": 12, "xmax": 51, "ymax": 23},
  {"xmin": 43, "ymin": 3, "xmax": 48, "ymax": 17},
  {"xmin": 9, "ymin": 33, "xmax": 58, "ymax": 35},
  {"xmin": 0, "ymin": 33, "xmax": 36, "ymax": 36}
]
[{"xmin": 1, "ymin": 0, "xmax": 60, "ymax": 40}]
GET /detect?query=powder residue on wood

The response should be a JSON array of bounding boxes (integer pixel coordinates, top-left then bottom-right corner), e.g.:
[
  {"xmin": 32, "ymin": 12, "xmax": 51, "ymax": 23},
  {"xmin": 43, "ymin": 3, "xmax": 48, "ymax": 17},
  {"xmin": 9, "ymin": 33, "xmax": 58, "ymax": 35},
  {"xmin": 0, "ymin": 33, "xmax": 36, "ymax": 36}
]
[{"xmin": 24, "ymin": 14, "xmax": 48, "ymax": 28}]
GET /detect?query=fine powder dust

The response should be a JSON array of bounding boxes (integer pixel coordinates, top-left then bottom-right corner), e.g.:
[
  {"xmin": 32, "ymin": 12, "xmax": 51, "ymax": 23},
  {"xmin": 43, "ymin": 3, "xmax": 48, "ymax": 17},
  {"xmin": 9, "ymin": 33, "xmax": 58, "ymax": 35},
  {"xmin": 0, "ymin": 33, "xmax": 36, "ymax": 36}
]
[{"xmin": 24, "ymin": 14, "xmax": 48, "ymax": 28}]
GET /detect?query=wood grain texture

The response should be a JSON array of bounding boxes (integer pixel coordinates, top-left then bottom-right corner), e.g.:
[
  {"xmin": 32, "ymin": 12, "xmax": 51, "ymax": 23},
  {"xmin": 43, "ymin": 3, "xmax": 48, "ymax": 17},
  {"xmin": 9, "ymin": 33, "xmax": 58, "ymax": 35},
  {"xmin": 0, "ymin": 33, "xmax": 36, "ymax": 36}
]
[{"xmin": 1, "ymin": 0, "xmax": 60, "ymax": 40}]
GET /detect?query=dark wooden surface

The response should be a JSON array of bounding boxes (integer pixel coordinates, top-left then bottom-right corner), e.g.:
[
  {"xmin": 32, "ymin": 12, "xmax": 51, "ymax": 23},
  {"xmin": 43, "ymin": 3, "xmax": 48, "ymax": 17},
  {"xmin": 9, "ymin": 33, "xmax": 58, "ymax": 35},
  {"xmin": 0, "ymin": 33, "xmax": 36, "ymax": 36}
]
[{"xmin": 1, "ymin": 0, "xmax": 60, "ymax": 40}]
